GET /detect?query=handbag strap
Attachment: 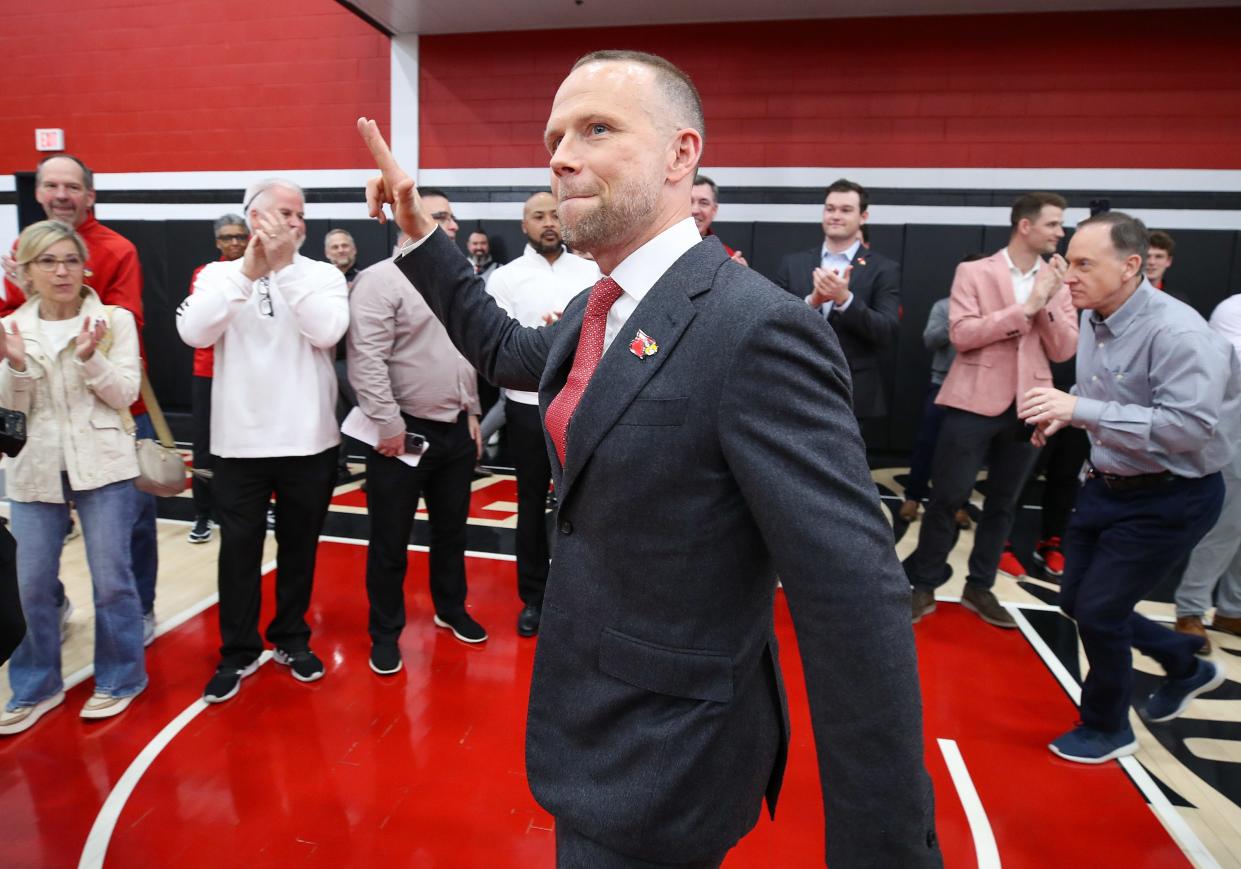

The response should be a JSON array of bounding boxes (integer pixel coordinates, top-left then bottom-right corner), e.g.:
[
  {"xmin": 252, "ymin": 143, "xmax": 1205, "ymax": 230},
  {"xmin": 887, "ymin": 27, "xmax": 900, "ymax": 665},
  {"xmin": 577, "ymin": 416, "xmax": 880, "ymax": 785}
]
[{"xmin": 139, "ymin": 369, "xmax": 176, "ymax": 449}]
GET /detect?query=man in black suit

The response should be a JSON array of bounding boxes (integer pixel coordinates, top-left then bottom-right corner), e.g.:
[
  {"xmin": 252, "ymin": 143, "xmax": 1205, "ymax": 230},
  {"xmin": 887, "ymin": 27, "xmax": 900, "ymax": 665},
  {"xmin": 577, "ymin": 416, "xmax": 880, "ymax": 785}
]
[
  {"xmin": 358, "ymin": 49, "xmax": 939, "ymax": 869},
  {"xmin": 775, "ymin": 179, "xmax": 901, "ymax": 423}
]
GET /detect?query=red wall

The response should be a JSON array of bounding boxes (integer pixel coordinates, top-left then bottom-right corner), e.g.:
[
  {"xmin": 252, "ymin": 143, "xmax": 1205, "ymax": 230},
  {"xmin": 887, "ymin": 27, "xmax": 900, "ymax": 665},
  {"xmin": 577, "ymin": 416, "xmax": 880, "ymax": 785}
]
[
  {"xmin": 420, "ymin": 9, "xmax": 1241, "ymax": 170},
  {"xmin": 0, "ymin": 0, "xmax": 388, "ymax": 174}
]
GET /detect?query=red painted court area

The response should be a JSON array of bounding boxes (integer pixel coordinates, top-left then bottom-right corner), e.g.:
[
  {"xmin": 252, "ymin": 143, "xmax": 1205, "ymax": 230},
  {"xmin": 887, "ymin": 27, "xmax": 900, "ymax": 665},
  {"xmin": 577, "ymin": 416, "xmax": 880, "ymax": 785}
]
[{"xmin": 0, "ymin": 542, "xmax": 1189, "ymax": 867}]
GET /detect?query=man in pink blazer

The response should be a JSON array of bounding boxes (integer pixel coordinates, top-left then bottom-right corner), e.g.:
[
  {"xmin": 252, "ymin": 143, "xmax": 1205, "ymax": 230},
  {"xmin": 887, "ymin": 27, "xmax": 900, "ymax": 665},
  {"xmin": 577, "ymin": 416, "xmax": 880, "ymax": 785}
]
[{"xmin": 905, "ymin": 192, "xmax": 1078, "ymax": 628}]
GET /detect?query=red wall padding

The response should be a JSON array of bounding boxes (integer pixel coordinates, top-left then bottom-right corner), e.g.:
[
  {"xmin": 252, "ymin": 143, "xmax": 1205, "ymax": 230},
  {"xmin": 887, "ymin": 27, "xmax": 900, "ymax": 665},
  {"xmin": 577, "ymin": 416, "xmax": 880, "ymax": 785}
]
[
  {"xmin": 0, "ymin": 0, "xmax": 389, "ymax": 174},
  {"xmin": 419, "ymin": 9, "xmax": 1241, "ymax": 169}
]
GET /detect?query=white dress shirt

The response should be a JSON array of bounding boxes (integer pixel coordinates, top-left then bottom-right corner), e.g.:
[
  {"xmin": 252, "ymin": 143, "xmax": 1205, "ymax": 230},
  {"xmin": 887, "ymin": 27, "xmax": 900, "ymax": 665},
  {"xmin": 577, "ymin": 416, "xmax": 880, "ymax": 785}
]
[
  {"xmin": 487, "ymin": 244, "xmax": 600, "ymax": 404},
  {"xmin": 1210, "ymin": 293, "xmax": 1241, "ymax": 363},
  {"xmin": 1002, "ymin": 248, "xmax": 1039, "ymax": 305},
  {"xmin": 605, "ymin": 218, "xmax": 702, "ymax": 350},
  {"xmin": 809, "ymin": 238, "xmax": 860, "ymax": 315}
]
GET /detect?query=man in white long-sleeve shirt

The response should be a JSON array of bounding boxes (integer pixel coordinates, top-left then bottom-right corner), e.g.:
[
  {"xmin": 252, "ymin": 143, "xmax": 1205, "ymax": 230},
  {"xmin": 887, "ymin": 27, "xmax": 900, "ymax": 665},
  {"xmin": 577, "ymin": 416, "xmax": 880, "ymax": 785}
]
[
  {"xmin": 486, "ymin": 191, "xmax": 599, "ymax": 637},
  {"xmin": 176, "ymin": 178, "xmax": 348, "ymax": 703}
]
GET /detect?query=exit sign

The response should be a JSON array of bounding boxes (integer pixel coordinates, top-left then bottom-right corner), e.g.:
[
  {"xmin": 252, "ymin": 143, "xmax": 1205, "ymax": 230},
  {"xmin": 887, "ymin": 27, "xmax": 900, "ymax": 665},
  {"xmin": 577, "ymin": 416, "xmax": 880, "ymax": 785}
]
[{"xmin": 35, "ymin": 128, "xmax": 64, "ymax": 151}]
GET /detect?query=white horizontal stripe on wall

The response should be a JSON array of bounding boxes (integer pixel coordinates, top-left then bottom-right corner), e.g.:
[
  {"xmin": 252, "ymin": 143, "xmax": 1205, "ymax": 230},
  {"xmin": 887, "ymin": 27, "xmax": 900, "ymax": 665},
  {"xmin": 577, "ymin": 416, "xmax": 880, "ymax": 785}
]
[
  {"xmin": 90, "ymin": 170, "xmax": 379, "ymax": 191},
  {"xmin": 86, "ymin": 201, "xmax": 1241, "ymax": 231}
]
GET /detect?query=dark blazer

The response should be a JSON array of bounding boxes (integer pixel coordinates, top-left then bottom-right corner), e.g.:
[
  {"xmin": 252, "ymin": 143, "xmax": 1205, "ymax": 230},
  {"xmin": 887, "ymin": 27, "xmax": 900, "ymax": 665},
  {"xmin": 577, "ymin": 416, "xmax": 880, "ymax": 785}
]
[
  {"xmin": 398, "ymin": 231, "xmax": 939, "ymax": 867},
  {"xmin": 775, "ymin": 245, "xmax": 901, "ymax": 418}
]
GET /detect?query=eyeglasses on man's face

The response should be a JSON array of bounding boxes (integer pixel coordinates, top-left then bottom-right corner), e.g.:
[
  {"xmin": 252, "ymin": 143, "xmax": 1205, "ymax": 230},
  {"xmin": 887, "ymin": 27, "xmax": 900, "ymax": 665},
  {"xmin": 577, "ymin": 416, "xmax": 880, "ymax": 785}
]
[{"xmin": 30, "ymin": 254, "xmax": 85, "ymax": 272}]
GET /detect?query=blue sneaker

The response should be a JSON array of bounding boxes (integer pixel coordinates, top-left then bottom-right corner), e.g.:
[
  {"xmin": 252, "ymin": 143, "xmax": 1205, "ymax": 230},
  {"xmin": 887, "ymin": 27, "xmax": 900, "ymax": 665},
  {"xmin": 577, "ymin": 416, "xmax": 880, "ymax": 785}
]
[
  {"xmin": 1144, "ymin": 659, "xmax": 1225, "ymax": 723},
  {"xmin": 1049, "ymin": 724, "xmax": 1138, "ymax": 764}
]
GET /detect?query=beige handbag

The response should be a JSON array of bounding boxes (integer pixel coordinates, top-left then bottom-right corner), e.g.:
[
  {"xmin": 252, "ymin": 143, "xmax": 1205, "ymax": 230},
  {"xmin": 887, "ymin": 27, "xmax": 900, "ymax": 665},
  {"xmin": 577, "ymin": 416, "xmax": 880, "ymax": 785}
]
[{"xmin": 130, "ymin": 372, "xmax": 188, "ymax": 497}]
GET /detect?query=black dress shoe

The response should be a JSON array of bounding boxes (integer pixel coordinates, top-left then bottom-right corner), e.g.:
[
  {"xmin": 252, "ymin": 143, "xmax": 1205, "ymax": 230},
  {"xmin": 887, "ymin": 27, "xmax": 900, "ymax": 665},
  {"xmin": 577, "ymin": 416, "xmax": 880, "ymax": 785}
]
[{"xmin": 517, "ymin": 604, "xmax": 541, "ymax": 637}]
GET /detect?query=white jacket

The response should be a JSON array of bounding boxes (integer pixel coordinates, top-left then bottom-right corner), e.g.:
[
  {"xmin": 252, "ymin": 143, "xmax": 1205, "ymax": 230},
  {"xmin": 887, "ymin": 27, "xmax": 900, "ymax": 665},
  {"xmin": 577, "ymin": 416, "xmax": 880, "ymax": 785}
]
[
  {"xmin": 0, "ymin": 289, "xmax": 140, "ymax": 502},
  {"xmin": 177, "ymin": 254, "xmax": 348, "ymax": 458}
]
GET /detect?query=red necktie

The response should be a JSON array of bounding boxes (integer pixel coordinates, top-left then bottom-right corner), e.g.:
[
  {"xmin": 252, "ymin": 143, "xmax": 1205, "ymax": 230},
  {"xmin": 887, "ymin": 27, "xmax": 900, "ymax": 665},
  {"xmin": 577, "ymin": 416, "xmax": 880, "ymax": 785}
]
[{"xmin": 545, "ymin": 276, "xmax": 624, "ymax": 464}]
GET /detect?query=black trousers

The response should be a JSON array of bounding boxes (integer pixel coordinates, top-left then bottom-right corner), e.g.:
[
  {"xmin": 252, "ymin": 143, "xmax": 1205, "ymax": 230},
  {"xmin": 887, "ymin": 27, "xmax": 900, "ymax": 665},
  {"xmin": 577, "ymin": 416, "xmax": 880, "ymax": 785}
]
[
  {"xmin": 0, "ymin": 520, "xmax": 25, "ymax": 667},
  {"xmin": 365, "ymin": 411, "xmax": 474, "ymax": 644},
  {"xmin": 213, "ymin": 447, "xmax": 337, "ymax": 666},
  {"xmin": 555, "ymin": 824, "xmax": 727, "ymax": 869},
  {"xmin": 506, "ymin": 401, "xmax": 551, "ymax": 606},
  {"xmin": 1037, "ymin": 425, "xmax": 1091, "ymax": 540},
  {"xmin": 1061, "ymin": 474, "xmax": 1222, "ymax": 731},
  {"xmin": 191, "ymin": 375, "xmax": 214, "ymax": 520},
  {"xmin": 335, "ymin": 359, "xmax": 358, "ymax": 471},
  {"xmin": 905, "ymin": 404, "xmax": 1039, "ymax": 590}
]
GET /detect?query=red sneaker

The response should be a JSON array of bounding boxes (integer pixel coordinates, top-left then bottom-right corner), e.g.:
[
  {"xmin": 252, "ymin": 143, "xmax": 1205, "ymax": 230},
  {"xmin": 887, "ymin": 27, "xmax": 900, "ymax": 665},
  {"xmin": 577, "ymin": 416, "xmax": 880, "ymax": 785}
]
[
  {"xmin": 997, "ymin": 547, "xmax": 1027, "ymax": 579},
  {"xmin": 1034, "ymin": 537, "xmax": 1065, "ymax": 577}
]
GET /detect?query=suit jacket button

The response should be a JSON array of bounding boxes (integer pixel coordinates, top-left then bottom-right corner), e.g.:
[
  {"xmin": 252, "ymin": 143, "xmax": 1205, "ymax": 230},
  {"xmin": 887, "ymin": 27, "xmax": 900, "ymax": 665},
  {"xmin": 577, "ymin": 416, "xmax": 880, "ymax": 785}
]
[{"xmin": 559, "ymin": 520, "xmax": 573, "ymax": 535}]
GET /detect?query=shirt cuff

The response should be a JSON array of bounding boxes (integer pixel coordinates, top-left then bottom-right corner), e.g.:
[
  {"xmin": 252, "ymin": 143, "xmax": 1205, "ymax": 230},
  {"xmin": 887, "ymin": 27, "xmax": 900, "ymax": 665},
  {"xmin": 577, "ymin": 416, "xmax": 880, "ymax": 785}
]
[
  {"xmin": 376, "ymin": 415, "xmax": 406, "ymax": 440},
  {"xmin": 1071, "ymin": 396, "xmax": 1104, "ymax": 429},
  {"xmin": 395, "ymin": 226, "xmax": 439, "ymax": 260},
  {"xmin": 835, "ymin": 292, "xmax": 854, "ymax": 312}
]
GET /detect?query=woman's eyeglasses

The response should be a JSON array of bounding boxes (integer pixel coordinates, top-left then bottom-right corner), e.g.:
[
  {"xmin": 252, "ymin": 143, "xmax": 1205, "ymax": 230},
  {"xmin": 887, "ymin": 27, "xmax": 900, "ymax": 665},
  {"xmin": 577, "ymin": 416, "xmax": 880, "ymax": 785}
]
[
  {"xmin": 217, "ymin": 233, "xmax": 249, "ymax": 243},
  {"xmin": 256, "ymin": 276, "xmax": 275, "ymax": 318},
  {"xmin": 30, "ymin": 255, "xmax": 85, "ymax": 272}
]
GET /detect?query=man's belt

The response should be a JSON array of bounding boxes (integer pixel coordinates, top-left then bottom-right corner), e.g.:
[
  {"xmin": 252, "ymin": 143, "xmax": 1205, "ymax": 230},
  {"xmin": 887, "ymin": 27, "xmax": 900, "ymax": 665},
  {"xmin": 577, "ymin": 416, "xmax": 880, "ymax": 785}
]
[{"xmin": 1086, "ymin": 465, "xmax": 1180, "ymax": 492}]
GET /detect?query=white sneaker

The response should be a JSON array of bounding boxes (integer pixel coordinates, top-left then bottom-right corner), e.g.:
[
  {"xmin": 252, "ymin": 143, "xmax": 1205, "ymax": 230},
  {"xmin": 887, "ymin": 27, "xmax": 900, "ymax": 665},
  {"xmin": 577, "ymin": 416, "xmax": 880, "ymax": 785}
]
[
  {"xmin": 80, "ymin": 689, "xmax": 141, "ymax": 720},
  {"xmin": 143, "ymin": 611, "xmax": 156, "ymax": 648},
  {"xmin": 59, "ymin": 596, "xmax": 74, "ymax": 643},
  {"xmin": 0, "ymin": 691, "xmax": 66, "ymax": 736}
]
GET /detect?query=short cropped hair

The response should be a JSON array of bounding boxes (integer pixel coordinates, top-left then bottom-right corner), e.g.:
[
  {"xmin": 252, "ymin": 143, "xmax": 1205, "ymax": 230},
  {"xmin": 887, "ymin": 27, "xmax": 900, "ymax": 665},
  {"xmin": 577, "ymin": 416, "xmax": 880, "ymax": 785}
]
[
  {"xmin": 1010, "ymin": 192, "xmax": 1067, "ymax": 228},
  {"xmin": 35, "ymin": 154, "xmax": 94, "ymax": 191},
  {"xmin": 572, "ymin": 50, "xmax": 705, "ymax": 141},
  {"xmin": 1076, "ymin": 210, "xmax": 1150, "ymax": 268},
  {"xmin": 692, "ymin": 175, "xmax": 719, "ymax": 203},
  {"xmin": 825, "ymin": 178, "xmax": 869, "ymax": 213},
  {"xmin": 14, "ymin": 220, "xmax": 89, "ymax": 293},
  {"xmin": 325, "ymin": 228, "xmax": 355, "ymax": 244},
  {"xmin": 1148, "ymin": 229, "xmax": 1175, "ymax": 257},
  {"xmin": 419, "ymin": 186, "xmax": 449, "ymax": 202},
  {"xmin": 213, "ymin": 213, "xmax": 246, "ymax": 235}
]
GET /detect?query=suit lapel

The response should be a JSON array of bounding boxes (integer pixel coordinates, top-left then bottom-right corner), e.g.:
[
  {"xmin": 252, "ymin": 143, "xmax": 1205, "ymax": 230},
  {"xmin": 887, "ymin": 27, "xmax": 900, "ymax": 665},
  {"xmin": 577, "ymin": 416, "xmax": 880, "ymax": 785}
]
[{"xmin": 554, "ymin": 243, "xmax": 719, "ymax": 501}]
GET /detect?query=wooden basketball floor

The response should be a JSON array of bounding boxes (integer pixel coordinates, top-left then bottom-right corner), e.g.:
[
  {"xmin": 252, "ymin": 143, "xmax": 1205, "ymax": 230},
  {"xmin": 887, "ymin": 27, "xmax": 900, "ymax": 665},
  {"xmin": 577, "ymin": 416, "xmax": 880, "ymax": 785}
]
[{"xmin": 2, "ymin": 466, "xmax": 1239, "ymax": 867}]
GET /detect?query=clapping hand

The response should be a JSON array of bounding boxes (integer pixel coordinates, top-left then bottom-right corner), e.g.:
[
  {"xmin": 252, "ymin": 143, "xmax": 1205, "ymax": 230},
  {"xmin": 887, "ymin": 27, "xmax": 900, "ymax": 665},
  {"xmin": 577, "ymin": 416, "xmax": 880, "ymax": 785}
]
[
  {"xmin": 1024, "ymin": 254, "xmax": 1068, "ymax": 316},
  {"xmin": 1, "ymin": 321, "xmax": 26, "ymax": 371},
  {"xmin": 811, "ymin": 266, "xmax": 852, "ymax": 307},
  {"xmin": 74, "ymin": 316, "xmax": 107, "ymax": 362}
]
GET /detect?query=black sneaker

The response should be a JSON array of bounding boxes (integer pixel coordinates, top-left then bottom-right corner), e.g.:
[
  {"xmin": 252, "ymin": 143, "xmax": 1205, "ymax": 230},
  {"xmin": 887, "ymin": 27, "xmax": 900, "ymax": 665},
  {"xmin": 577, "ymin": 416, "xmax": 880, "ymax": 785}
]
[
  {"xmin": 433, "ymin": 612, "xmax": 488, "ymax": 644},
  {"xmin": 203, "ymin": 659, "xmax": 260, "ymax": 704},
  {"xmin": 369, "ymin": 643, "xmax": 403, "ymax": 675},
  {"xmin": 187, "ymin": 517, "xmax": 213, "ymax": 544},
  {"xmin": 273, "ymin": 647, "xmax": 325, "ymax": 682}
]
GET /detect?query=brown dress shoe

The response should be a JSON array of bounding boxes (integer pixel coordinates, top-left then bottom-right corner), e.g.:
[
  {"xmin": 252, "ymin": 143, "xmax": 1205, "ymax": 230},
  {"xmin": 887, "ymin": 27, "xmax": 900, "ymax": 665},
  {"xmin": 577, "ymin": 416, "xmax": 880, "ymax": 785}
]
[
  {"xmin": 899, "ymin": 499, "xmax": 921, "ymax": 523},
  {"xmin": 961, "ymin": 584, "xmax": 1016, "ymax": 628},
  {"xmin": 1175, "ymin": 615, "xmax": 1211, "ymax": 655},
  {"xmin": 1211, "ymin": 613, "xmax": 1241, "ymax": 637},
  {"xmin": 954, "ymin": 508, "xmax": 972, "ymax": 530}
]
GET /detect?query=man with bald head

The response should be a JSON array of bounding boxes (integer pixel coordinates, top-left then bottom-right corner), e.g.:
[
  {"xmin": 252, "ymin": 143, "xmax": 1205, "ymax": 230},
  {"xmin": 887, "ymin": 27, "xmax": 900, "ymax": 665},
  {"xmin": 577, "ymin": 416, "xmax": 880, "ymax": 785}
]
[
  {"xmin": 178, "ymin": 179, "xmax": 348, "ymax": 703},
  {"xmin": 359, "ymin": 48, "xmax": 938, "ymax": 867},
  {"xmin": 486, "ymin": 191, "xmax": 599, "ymax": 637}
]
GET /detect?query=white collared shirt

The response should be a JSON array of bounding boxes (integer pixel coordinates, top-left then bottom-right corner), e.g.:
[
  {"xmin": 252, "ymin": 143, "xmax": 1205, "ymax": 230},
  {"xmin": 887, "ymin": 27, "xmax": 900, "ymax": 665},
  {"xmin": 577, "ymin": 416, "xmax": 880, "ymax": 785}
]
[
  {"xmin": 1002, "ymin": 248, "xmax": 1039, "ymax": 305},
  {"xmin": 604, "ymin": 217, "xmax": 702, "ymax": 351},
  {"xmin": 487, "ymin": 244, "xmax": 601, "ymax": 404}
]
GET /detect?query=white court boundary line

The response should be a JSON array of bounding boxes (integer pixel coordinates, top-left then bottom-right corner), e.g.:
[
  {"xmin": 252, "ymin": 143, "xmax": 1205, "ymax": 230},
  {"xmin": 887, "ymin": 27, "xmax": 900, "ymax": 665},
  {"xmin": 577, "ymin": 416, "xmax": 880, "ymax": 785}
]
[
  {"xmin": 937, "ymin": 739, "xmax": 1001, "ymax": 869},
  {"xmin": 1010, "ymin": 608, "xmax": 1221, "ymax": 869},
  {"xmin": 76, "ymin": 651, "xmax": 274, "ymax": 869},
  {"xmin": 71, "ymin": 536, "xmax": 510, "ymax": 863}
]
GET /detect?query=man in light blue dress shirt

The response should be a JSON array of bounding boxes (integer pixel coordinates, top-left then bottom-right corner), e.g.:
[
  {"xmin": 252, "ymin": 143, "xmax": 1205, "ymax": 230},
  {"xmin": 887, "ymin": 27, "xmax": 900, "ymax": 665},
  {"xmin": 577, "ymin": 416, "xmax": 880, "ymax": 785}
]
[{"xmin": 1021, "ymin": 211, "xmax": 1241, "ymax": 764}]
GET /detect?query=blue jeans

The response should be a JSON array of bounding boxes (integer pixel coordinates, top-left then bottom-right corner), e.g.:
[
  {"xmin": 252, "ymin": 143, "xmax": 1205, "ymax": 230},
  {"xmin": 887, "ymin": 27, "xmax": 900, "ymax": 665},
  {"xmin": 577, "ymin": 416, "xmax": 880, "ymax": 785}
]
[
  {"xmin": 7, "ymin": 477, "xmax": 148, "ymax": 708},
  {"xmin": 50, "ymin": 414, "xmax": 158, "ymax": 615}
]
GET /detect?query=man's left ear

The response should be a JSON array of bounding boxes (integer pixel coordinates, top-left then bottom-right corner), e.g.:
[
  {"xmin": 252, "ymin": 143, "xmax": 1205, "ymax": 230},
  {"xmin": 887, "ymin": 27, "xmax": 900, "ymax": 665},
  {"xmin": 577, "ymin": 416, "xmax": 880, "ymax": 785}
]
[
  {"xmin": 668, "ymin": 128, "xmax": 703, "ymax": 182},
  {"xmin": 1126, "ymin": 254, "xmax": 1143, "ymax": 282}
]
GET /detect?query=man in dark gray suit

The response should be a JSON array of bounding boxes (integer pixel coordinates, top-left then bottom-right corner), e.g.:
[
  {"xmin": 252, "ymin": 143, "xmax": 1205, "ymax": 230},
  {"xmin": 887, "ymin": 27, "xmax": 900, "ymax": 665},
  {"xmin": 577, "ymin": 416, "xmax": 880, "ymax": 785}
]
[
  {"xmin": 775, "ymin": 179, "xmax": 901, "ymax": 423},
  {"xmin": 358, "ymin": 49, "xmax": 939, "ymax": 869}
]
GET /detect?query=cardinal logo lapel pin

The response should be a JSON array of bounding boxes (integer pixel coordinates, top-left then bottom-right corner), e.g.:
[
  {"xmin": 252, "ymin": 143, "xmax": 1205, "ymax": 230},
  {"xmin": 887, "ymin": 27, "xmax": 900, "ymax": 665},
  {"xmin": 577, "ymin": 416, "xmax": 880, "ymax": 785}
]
[{"xmin": 628, "ymin": 329, "xmax": 659, "ymax": 360}]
